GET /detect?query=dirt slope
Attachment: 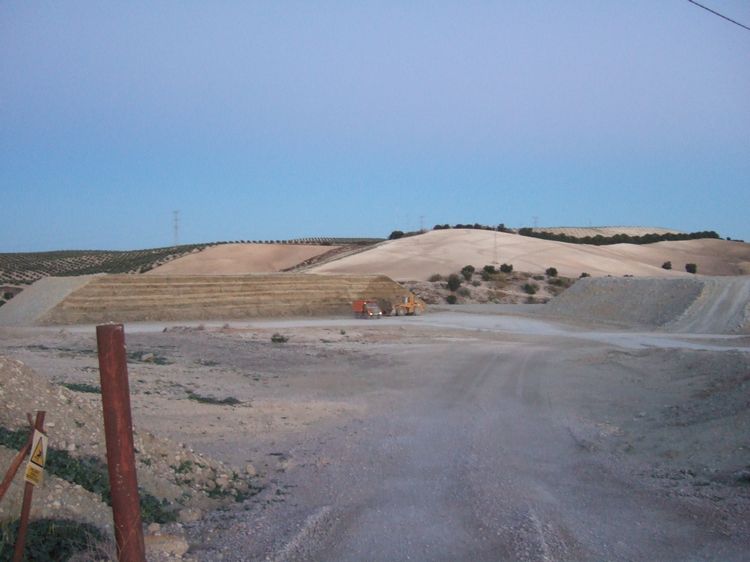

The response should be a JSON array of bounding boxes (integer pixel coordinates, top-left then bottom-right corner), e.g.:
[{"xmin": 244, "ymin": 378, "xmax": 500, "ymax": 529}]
[
  {"xmin": 544, "ymin": 276, "xmax": 750, "ymax": 334},
  {"xmin": 307, "ymin": 229, "xmax": 750, "ymax": 281},
  {"xmin": 146, "ymin": 243, "xmax": 340, "ymax": 275}
]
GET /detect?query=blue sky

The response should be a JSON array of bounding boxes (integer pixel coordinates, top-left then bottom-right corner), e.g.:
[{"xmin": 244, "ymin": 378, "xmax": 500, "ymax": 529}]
[{"xmin": 2, "ymin": 1, "xmax": 749, "ymax": 251}]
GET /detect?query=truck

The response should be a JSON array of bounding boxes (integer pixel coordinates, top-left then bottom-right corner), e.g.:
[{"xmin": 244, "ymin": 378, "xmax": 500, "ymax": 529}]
[
  {"xmin": 352, "ymin": 299, "xmax": 383, "ymax": 319},
  {"xmin": 392, "ymin": 294, "xmax": 425, "ymax": 316}
]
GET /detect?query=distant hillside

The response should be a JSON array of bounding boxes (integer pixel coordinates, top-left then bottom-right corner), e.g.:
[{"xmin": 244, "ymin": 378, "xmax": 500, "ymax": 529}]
[
  {"xmin": 0, "ymin": 244, "xmax": 213, "ymax": 286},
  {"xmin": 308, "ymin": 229, "xmax": 750, "ymax": 281},
  {"xmin": 529, "ymin": 226, "xmax": 682, "ymax": 237}
]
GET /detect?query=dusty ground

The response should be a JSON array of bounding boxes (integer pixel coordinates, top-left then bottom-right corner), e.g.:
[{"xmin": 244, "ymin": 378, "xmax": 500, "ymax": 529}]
[{"xmin": 1, "ymin": 308, "xmax": 748, "ymax": 561}]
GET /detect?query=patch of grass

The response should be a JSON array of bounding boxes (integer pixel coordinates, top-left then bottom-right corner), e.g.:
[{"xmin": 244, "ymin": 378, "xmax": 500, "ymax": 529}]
[
  {"xmin": 0, "ymin": 518, "xmax": 106, "ymax": 562},
  {"xmin": 186, "ymin": 391, "xmax": 241, "ymax": 406},
  {"xmin": 523, "ymin": 283, "xmax": 538, "ymax": 295},
  {"xmin": 271, "ymin": 333, "xmax": 289, "ymax": 344},
  {"xmin": 174, "ymin": 460, "xmax": 194, "ymax": 474},
  {"xmin": 128, "ymin": 351, "xmax": 171, "ymax": 365},
  {"xmin": 195, "ymin": 358, "xmax": 219, "ymax": 367},
  {"xmin": 0, "ymin": 426, "xmax": 175, "ymax": 524},
  {"xmin": 62, "ymin": 382, "xmax": 101, "ymax": 394}
]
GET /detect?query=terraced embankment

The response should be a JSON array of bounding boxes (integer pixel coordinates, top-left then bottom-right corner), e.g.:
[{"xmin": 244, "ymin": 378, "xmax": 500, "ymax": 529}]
[
  {"xmin": 0, "ymin": 274, "xmax": 411, "ymax": 325},
  {"xmin": 545, "ymin": 276, "xmax": 750, "ymax": 334}
]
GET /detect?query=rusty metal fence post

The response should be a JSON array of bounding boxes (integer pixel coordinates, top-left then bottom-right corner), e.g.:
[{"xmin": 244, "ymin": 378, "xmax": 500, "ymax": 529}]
[
  {"xmin": 97, "ymin": 324, "xmax": 146, "ymax": 562},
  {"xmin": 11, "ymin": 411, "xmax": 45, "ymax": 562}
]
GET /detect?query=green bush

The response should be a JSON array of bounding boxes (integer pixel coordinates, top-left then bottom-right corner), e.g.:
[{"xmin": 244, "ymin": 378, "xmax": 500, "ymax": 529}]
[
  {"xmin": 271, "ymin": 333, "xmax": 289, "ymax": 343},
  {"xmin": 187, "ymin": 390, "xmax": 241, "ymax": 406},
  {"xmin": 447, "ymin": 273, "xmax": 462, "ymax": 292},
  {"xmin": 388, "ymin": 230, "xmax": 404, "ymax": 240},
  {"xmin": 62, "ymin": 382, "xmax": 100, "ymax": 394},
  {"xmin": 499, "ymin": 263, "xmax": 513, "ymax": 273},
  {"xmin": 545, "ymin": 267, "xmax": 558, "ymax": 277},
  {"xmin": 0, "ymin": 518, "xmax": 107, "ymax": 562},
  {"xmin": 662, "ymin": 261, "xmax": 672, "ymax": 270},
  {"xmin": 461, "ymin": 265, "xmax": 475, "ymax": 281},
  {"xmin": 580, "ymin": 272, "xmax": 591, "ymax": 278},
  {"xmin": 685, "ymin": 263, "xmax": 697, "ymax": 274},
  {"xmin": 445, "ymin": 294, "xmax": 457, "ymax": 304},
  {"xmin": 523, "ymin": 283, "xmax": 538, "ymax": 295},
  {"xmin": 457, "ymin": 287, "xmax": 471, "ymax": 297},
  {"xmin": 428, "ymin": 273, "xmax": 443, "ymax": 282},
  {"xmin": 483, "ymin": 265, "xmax": 496, "ymax": 274}
]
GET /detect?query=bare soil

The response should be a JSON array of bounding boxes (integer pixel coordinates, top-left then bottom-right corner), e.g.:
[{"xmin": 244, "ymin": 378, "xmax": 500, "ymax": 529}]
[{"xmin": 1, "ymin": 309, "xmax": 748, "ymax": 561}]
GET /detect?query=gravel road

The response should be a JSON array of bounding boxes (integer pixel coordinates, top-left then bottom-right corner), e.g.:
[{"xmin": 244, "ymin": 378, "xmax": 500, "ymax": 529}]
[
  {"xmin": 2, "ymin": 309, "xmax": 748, "ymax": 561},
  {"xmin": 161, "ymin": 318, "xmax": 747, "ymax": 561}
]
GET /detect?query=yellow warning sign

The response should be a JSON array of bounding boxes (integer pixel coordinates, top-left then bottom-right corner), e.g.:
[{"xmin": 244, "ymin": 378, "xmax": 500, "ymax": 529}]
[
  {"xmin": 24, "ymin": 463, "xmax": 43, "ymax": 486},
  {"xmin": 29, "ymin": 430, "xmax": 47, "ymax": 469},
  {"xmin": 31, "ymin": 439, "xmax": 44, "ymax": 466},
  {"xmin": 24, "ymin": 430, "xmax": 48, "ymax": 486}
]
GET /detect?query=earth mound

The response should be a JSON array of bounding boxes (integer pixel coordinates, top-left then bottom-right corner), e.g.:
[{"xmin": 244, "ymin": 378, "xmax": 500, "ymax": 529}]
[
  {"xmin": 307, "ymin": 229, "xmax": 750, "ymax": 281},
  {"xmin": 544, "ymin": 276, "xmax": 750, "ymax": 334},
  {"xmin": 0, "ymin": 356, "xmax": 259, "ymax": 552}
]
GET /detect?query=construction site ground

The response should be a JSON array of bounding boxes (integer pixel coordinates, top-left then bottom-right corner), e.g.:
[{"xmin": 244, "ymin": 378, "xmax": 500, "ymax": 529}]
[{"xmin": 1, "ymin": 302, "xmax": 749, "ymax": 561}]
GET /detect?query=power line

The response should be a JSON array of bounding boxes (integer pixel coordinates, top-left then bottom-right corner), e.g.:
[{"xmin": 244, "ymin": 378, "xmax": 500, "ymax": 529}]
[{"xmin": 687, "ymin": 0, "xmax": 750, "ymax": 32}]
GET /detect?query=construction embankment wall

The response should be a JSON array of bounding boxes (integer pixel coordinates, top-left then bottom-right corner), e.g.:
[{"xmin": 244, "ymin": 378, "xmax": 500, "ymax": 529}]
[
  {"xmin": 0, "ymin": 274, "xmax": 412, "ymax": 326},
  {"xmin": 545, "ymin": 276, "xmax": 750, "ymax": 334}
]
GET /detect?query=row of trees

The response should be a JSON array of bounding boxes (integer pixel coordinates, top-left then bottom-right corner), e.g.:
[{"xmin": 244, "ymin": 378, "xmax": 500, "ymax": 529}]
[
  {"xmin": 517, "ymin": 229, "xmax": 720, "ymax": 246},
  {"xmin": 433, "ymin": 223, "xmax": 513, "ymax": 233}
]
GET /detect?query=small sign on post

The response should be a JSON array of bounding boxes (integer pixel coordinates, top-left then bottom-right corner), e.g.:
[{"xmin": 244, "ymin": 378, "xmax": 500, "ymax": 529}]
[{"xmin": 23, "ymin": 430, "xmax": 48, "ymax": 487}]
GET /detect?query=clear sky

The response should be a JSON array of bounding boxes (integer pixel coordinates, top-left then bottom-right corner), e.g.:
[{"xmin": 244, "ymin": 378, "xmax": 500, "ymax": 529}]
[{"xmin": 1, "ymin": 1, "xmax": 749, "ymax": 252}]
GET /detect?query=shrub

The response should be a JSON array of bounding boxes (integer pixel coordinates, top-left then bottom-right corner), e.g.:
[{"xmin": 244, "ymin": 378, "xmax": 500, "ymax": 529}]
[
  {"xmin": 62, "ymin": 382, "xmax": 100, "ymax": 394},
  {"xmin": 532, "ymin": 275, "xmax": 545, "ymax": 281},
  {"xmin": 187, "ymin": 390, "xmax": 241, "ymax": 406},
  {"xmin": 445, "ymin": 294, "xmax": 457, "ymax": 304},
  {"xmin": 428, "ymin": 273, "xmax": 443, "ymax": 282},
  {"xmin": 447, "ymin": 273, "xmax": 462, "ymax": 292},
  {"xmin": 457, "ymin": 287, "xmax": 471, "ymax": 297},
  {"xmin": 388, "ymin": 230, "xmax": 404, "ymax": 240},
  {"xmin": 685, "ymin": 263, "xmax": 697, "ymax": 274},
  {"xmin": 523, "ymin": 283, "xmax": 538, "ymax": 295},
  {"xmin": 461, "ymin": 265, "xmax": 475, "ymax": 281},
  {"xmin": 499, "ymin": 263, "xmax": 513, "ymax": 273},
  {"xmin": 545, "ymin": 267, "xmax": 558, "ymax": 277},
  {"xmin": 271, "ymin": 333, "xmax": 289, "ymax": 343},
  {"xmin": 580, "ymin": 272, "xmax": 590, "ymax": 278},
  {"xmin": 480, "ymin": 270, "xmax": 492, "ymax": 282},
  {"xmin": 0, "ymin": 518, "xmax": 107, "ymax": 561},
  {"xmin": 483, "ymin": 265, "xmax": 497, "ymax": 274},
  {"xmin": 662, "ymin": 261, "xmax": 672, "ymax": 270},
  {"xmin": 471, "ymin": 280, "xmax": 481, "ymax": 287}
]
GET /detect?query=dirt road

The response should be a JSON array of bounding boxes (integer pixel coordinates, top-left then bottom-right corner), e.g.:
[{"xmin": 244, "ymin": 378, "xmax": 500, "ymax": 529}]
[
  {"xmin": 185, "ymin": 335, "xmax": 746, "ymax": 561},
  {"xmin": 2, "ymin": 311, "xmax": 748, "ymax": 561}
]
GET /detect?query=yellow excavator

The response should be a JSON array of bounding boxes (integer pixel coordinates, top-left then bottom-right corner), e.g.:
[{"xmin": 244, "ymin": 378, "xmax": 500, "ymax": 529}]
[{"xmin": 392, "ymin": 294, "xmax": 425, "ymax": 316}]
